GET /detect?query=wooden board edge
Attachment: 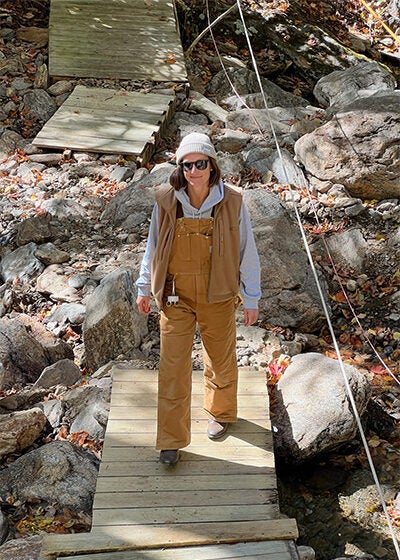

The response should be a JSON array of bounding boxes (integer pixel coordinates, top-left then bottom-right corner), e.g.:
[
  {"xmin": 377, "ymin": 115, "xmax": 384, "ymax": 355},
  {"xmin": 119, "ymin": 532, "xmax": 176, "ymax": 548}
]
[{"xmin": 39, "ymin": 519, "xmax": 298, "ymax": 557}]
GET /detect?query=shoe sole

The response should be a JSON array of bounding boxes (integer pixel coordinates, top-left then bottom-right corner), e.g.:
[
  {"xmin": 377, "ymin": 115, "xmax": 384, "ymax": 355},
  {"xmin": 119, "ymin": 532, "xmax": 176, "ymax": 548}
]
[
  {"xmin": 159, "ymin": 453, "xmax": 179, "ymax": 466},
  {"xmin": 207, "ymin": 427, "xmax": 228, "ymax": 440}
]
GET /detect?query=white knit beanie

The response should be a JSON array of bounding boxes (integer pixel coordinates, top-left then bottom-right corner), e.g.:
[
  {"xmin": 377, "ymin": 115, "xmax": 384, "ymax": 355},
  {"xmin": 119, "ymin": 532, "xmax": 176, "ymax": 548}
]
[{"xmin": 175, "ymin": 132, "xmax": 217, "ymax": 163}]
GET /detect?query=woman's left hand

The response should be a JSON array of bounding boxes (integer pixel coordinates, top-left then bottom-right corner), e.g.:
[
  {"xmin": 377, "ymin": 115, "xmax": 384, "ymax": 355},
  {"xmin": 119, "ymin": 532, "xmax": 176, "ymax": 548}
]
[{"xmin": 243, "ymin": 308, "xmax": 259, "ymax": 326}]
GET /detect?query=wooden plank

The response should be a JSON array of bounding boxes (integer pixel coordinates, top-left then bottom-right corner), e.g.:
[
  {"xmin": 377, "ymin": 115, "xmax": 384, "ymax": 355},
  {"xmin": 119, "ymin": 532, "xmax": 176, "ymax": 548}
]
[
  {"xmin": 110, "ymin": 368, "xmax": 265, "ymax": 383},
  {"xmin": 40, "ymin": 519, "xmax": 299, "ymax": 556},
  {"xmin": 102, "ymin": 431, "xmax": 270, "ymax": 448},
  {"xmin": 94, "ymin": 474, "xmax": 274, "ymax": 493},
  {"xmin": 110, "ymin": 381, "xmax": 267, "ymax": 395},
  {"xmin": 102, "ymin": 440, "xmax": 272, "ymax": 463},
  {"xmin": 110, "ymin": 393, "xmax": 267, "ymax": 407},
  {"xmin": 93, "ymin": 488, "xmax": 277, "ymax": 509},
  {"xmin": 105, "ymin": 418, "xmax": 271, "ymax": 433},
  {"xmin": 35, "ymin": 125, "xmax": 159, "ymax": 143},
  {"xmin": 91, "ymin": 504, "xmax": 279, "ymax": 527},
  {"xmin": 108, "ymin": 405, "xmax": 268, "ymax": 420},
  {"xmin": 97, "ymin": 459, "xmax": 276, "ymax": 476},
  {"xmin": 32, "ymin": 135, "xmax": 148, "ymax": 154},
  {"xmin": 61, "ymin": 86, "xmax": 174, "ymax": 106},
  {"xmin": 110, "ymin": 367, "xmax": 265, "ymax": 381},
  {"xmin": 56, "ymin": 540, "xmax": 295, "ymax": 560}
]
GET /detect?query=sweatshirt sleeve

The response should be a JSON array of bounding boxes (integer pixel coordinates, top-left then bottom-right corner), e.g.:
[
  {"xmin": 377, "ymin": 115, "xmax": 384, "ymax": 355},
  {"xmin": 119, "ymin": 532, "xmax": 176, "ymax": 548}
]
[
  {"xmin": 135, "ymin": 204, "xmax": 159, "ymax": 297},
  {"xmin": 239, "ymin": 202, "xmax": 261, "ymax": 309}
]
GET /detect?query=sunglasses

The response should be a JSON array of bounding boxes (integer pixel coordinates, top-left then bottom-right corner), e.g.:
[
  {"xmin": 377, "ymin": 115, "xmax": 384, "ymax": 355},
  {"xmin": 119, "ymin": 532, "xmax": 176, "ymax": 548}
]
[{"xmin": 180, "ymin": 159, "xmax": 209, "ymax": 172}]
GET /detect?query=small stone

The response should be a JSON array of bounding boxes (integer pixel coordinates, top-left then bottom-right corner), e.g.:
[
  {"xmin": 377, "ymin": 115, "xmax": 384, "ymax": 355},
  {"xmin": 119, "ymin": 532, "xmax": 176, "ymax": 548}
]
[
  {"xmin": 47, "ymin": 80, "xmax": 74, "ymax": 96},
  {"xmin": 346, "ymin": 279, "xmax": 358, "ymax": 292},
  {"xmin": 34, "ymin": 64, "xmax": 48, "ymax": 89}
]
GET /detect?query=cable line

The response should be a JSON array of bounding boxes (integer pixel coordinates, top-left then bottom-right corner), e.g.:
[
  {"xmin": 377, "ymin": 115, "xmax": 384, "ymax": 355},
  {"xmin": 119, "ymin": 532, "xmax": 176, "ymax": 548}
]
[{"xmin": 203, "ymin": 1, "xmax": 400, "ymax": 556}]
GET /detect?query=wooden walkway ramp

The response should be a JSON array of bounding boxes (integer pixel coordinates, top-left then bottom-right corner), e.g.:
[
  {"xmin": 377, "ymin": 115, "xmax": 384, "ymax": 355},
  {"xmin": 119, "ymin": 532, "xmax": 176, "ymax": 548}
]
[
  {"xmin": 40, "ymin": 366, "xmax": 298, "ymax": 559},
  {"xmin": 48, "ymin": 0, "xmax": 187, "ymax": 81},
  {"xmin": 32, "ymin": 85, "xmax": 176, "ymax": 161}
]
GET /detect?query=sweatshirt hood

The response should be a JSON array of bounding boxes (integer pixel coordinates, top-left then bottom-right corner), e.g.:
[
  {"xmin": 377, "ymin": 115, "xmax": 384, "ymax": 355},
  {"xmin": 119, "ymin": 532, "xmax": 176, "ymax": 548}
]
[{"xmin": 174, "ymin": 180, "xmax": 224, "ymax": 217}]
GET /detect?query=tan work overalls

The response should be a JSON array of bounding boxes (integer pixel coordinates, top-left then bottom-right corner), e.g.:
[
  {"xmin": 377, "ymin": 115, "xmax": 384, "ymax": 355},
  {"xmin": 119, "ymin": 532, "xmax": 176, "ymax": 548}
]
[{"xmin": 156, "ymin": 215, "xmax": 238, "ymax": 450}]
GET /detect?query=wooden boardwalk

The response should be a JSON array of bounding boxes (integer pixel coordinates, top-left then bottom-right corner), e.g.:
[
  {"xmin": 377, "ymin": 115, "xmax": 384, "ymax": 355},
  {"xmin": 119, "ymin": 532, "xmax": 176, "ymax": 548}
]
[
  {"xmin": 32, "ymin": 85, "xmax": 176, "ymax": 161},
  {"xmin": 49, "ymin": 0, "xmax": 187, "ymax": 81},
  {"xmin": 40, "ymin": 366, "xmax": 298, "ymax": 559}
]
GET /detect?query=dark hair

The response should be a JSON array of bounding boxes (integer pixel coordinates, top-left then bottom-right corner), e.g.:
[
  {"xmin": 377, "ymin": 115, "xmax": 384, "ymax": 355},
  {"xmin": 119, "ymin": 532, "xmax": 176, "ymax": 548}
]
[{"xmin": 169, "ymin": 157, "xmax": 222, "ymax": 190}]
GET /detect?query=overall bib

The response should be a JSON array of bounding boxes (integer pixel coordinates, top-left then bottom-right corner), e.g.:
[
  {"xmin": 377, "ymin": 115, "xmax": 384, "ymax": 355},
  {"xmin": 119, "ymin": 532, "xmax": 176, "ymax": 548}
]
[{"xmin": 156, "ymin": 215, "xmax": 238, "ymax": 450}]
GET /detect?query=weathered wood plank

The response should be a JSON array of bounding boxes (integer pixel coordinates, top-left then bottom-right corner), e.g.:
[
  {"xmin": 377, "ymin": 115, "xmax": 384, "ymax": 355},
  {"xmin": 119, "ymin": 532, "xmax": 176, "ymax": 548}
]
[
  {"xmin": 94, "ymin": 473, "xmax": 275, "ymax": 493},
  {"xmin": 105, "ymin": 417, "xmax": 270, "ymax": 433},
  {"xmin": 61, "ymin": 86, "xmax": 174, "ymax": 107},
  {"xmin": 35, "ymin": 125, "xmax": 159, "ymax": 143},
  {"xmin": 40, "ymin": 519, "xmax": 299, "ymax": 556},
  {"xmin": 111, "ymin": 367, "xmax": 266, "ymax": 382},
  {"xmin": 91, "ymin": 503, "xmax": 279, "ymax": 527},
  {"xmin": 102, "ymin": 431, "xmax": 270, "ymax": 448},
  {"xmin": 108, "ymin": 405, "xmax": 268, "ymax": 420},
  {"xmin": 97, "ymin": 459, "xmax": 276, "ymax": 476},
  {"xmin": 93, "ymin": 488, "xmax": 277, "ymax": 509},
  {"xmin": 100, "ymin": 445, "xmax": 274, "ymax": 462},
  {"xmin": 56, "ymin": 539, "xmax": 295, "ymax": 560},
  {"xmin": 110, "ymin": 380, "xmax": 267, "ymax": 395},
  {"xmin": 111, "ymin": 367, "xmax": 265, "ymax": 381},
  {"xmin": 110, "ymin": 392, "xmax": 267, "ymax": 407}
]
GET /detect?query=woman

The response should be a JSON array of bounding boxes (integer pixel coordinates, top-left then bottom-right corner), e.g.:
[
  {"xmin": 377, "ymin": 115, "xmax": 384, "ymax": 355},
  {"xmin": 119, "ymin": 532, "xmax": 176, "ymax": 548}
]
[{"xmin": 136, "ymin": 132, "xmax": 261, "ymax": 466}]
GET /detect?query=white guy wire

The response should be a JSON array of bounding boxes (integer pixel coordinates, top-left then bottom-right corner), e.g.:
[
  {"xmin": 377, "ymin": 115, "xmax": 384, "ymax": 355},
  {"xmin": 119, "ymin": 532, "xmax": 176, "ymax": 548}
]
[{"xmin": 204, "ymin": 0, "xmax": 400, "ymax": 555}]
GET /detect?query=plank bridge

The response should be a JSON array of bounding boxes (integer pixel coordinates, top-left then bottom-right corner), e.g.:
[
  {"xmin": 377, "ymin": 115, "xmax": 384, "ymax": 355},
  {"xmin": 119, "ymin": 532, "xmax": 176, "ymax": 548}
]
[
  {"xmin": 40, "ymin": 367, "xmax": 299, "ymax": 559},
  {"xmin": 37, "ymin": 0, "xmax": 299, "ymax": 557}
]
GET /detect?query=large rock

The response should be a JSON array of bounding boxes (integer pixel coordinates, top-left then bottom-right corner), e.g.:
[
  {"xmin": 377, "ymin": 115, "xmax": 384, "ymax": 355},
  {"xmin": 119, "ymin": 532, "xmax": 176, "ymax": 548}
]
[
  {"xmin": 206, "ymin": 67, "xmax": 309, "ymax": 107},
  {"xmin": 294, "ymin": 93, "xmax": 400, "ymax": 200},
  {"xmin": 101, "ymin": 164, "xmax": 172, "ymax": 227},
  {"xmin": 0, "ymin": 535, "xmax": 42, "ymax": 560},
  {"xmin": 83, "ymin": 268, "xmax": 148, "ymax": 372},
  {"xmin": 271, "ymin": 352, "xmax": 371, "ymax": 464},
  {"xmin": 0, "ymin": 314, "xmax": 74, "ymax": 390},
  {"xmin": 313, "ymin": 60, "xmax": 396, "ymax": 112},
  {"xmin": 0, "ymin": 242, "xmax": 45, "ymax": 284},
  {"xmin": 0, "ymin": 441, "xmax": 99, "ymax": 511},
  {"xmin": 0, "ymin": 408, "xmax": 46, "ymax": 459},
  {"xmin": 244, "ymin": 189, "xmax": 327, "ymax": 331},
  {"xmin": 33, "ymin": 358, "xmax": 82, "ymax": 389},
  {"xmin": 23, "ymin": 89, "xmax": 57, "ymax": 122},
  {"xmin": 62, "ymin": 384, "xmax": 111, "ymax": 440}
]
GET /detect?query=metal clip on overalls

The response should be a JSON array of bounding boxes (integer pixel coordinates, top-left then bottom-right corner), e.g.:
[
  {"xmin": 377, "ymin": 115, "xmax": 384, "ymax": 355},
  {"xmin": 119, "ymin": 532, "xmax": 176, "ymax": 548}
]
[{"xmin": 166, "ymin": 277, "xmax": 179, "ymax": 306}]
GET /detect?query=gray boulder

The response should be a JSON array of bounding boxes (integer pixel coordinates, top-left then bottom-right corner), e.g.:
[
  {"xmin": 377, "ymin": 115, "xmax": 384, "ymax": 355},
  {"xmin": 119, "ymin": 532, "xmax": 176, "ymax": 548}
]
[
  {"xmin": 206, "ymin": 67, "xmax": 309, "ymax": 107},
  {"xmin": 83, "ymin": 268, "xmax": 148, "ymax": 372},
  {"xmin": 0, "ymin": 242, "xmax": 45, "ymax": 284},
  {"xmin": 294, "ymin": 93, "xmax": 400, "ymax": 200},
  {"xmin": 63, "ymin": 384, "xmax": 111, "ymax": 440},
  {"xmin": 0, "ymin": 535, "xmax": 42, "ymax": 560},
  {"xmin": 313, "ymin": 60, "xmax": 397, "ymax": 112},
  {"xmin": 15, "ymin": 214, "xmax": 53, "ymax": 246},
  {"xmin": 33, "ymin": 358, "xmax": 82, "ymax": 389},
  {"xmin": 0, "ymin": 441, "xmax": 99, "ymax": 511},
  {"xmin": 23, "ymin": 89, "xmax": 57, "ymax": 121},
  {"xmin": 0, "ymin": 314, "xmax": 74, "ymax": 390},
  {"xmin": 0, "ymin": 407, "xmax": 47, "ymax": 459},
  {"xmin": 101, "ymin": 164, "xmax": 173, "ymax": 227},
  {"xmin": 271, "ymin": 352, "xmax": 371, "ymax": 463},
  {"xmin": 244, "ymin": 189, "xmax": 327, "ymax": 331}
]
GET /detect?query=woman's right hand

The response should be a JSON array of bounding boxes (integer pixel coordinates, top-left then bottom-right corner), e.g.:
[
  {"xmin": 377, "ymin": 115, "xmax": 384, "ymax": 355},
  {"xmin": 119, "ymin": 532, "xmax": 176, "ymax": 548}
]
[{"xmin": 136, "ymin": 295, "xmax": 151, "ymax": 315}]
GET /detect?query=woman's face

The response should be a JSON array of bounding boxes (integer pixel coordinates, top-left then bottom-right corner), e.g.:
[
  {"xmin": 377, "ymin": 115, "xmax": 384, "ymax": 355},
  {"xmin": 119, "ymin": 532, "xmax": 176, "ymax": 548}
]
[{"xmin": 181, "ymin": 152, "xmax": 211, "ymax": 189}]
